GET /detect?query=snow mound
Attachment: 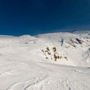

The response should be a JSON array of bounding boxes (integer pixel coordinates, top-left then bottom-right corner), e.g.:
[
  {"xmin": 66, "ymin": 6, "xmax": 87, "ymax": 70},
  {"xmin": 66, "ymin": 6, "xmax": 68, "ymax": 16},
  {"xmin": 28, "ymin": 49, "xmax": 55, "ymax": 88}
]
[{"xmin": 72, "ymin": 30, "xmax": 90, "ymax": 34}]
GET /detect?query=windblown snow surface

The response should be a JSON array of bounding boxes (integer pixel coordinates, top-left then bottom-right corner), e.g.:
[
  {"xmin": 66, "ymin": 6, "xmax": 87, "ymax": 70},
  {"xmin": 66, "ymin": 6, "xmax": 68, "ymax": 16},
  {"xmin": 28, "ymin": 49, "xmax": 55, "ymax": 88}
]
[{"xmin": 0, "ymin": 31, "xmax": 90, "ymax": 90}]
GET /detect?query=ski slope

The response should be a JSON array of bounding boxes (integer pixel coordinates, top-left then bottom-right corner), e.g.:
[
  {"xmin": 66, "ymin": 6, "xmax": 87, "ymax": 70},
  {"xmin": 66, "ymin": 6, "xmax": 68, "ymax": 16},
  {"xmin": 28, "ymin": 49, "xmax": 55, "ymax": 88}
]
[{"xmin": 0, "ymin": 31, "xmax": 90, "ymax": 90}]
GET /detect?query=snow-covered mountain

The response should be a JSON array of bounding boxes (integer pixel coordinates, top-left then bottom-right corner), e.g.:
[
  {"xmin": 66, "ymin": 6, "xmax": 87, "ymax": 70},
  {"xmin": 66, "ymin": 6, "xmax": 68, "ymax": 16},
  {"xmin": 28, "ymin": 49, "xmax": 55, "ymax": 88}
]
[{"xmin": 0, "ymin": 31, "xmax": 90, "ymax": 90}]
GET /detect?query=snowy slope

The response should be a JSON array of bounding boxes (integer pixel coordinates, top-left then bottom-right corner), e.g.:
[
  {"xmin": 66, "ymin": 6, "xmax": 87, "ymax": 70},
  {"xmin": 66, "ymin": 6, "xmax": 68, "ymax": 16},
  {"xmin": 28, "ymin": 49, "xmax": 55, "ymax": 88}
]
[
  {"xmin": 0, "ymin": 31, "xmax": 90, "ymax": 90},
  {"xmin": 36, "ymin": 32, "xmax": 90, "ymax": 66}
]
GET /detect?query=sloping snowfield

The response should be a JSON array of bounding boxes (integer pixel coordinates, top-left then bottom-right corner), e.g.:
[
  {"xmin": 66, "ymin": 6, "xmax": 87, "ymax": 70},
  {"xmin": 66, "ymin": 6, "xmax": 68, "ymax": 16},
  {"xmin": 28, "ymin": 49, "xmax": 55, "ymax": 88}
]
[{"xmin": 0, "ymin": 31, "xmax": 90, "ymax": 90}]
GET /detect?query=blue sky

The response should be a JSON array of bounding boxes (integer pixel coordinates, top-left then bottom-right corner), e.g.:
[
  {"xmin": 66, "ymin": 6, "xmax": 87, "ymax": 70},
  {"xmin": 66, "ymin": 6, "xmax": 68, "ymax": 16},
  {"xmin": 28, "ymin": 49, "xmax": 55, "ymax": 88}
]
[{"xmin": 0, "ymin": 0, "xmax": 90, "ymax": 35}]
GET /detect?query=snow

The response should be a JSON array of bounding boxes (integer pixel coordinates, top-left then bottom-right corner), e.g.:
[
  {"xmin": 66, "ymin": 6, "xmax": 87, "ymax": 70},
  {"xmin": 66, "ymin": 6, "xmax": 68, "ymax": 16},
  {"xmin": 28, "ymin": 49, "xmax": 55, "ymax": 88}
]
[{"xmin": 0, "ymin": 31, "xmax": 90, "ymax": 90}]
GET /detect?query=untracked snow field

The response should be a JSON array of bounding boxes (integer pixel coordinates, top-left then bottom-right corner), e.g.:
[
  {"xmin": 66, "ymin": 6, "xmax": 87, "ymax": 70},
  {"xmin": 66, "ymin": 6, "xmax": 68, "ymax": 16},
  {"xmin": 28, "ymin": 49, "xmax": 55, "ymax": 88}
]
[{"xmin": 0, "ymin": 31, "xmax": 90, "ymax": 90}]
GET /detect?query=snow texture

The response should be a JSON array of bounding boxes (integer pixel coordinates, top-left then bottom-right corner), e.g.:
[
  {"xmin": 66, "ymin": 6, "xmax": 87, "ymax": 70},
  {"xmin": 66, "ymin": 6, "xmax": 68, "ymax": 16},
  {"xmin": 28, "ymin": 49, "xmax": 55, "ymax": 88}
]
[{"xmin": 0, "ymin": 31, "xmax": 90, "ymax": 90}]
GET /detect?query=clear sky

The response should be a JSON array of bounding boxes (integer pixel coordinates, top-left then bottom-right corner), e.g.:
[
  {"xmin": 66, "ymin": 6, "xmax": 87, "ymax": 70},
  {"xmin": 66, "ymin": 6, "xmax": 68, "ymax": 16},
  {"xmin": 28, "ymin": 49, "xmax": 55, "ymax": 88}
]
[{"xmin": 0, "ymin": 0, "xmax": 90, "ymax": 35}]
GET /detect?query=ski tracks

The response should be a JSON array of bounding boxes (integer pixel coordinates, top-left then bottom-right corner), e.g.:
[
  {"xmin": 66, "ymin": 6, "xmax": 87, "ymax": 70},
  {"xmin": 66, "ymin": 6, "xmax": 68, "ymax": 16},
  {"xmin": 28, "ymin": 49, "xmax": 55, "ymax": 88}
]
[{"xmin": 7, "ymin": 75, "xmax": 48, "ymax": 90}]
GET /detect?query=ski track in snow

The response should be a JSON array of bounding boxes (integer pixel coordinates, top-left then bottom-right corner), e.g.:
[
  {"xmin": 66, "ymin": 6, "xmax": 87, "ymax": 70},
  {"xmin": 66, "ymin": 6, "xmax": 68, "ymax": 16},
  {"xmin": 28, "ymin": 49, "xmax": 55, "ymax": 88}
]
[{"xmin": 7, "ymin": 75, "xmax": 48, "ymax": 90}]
